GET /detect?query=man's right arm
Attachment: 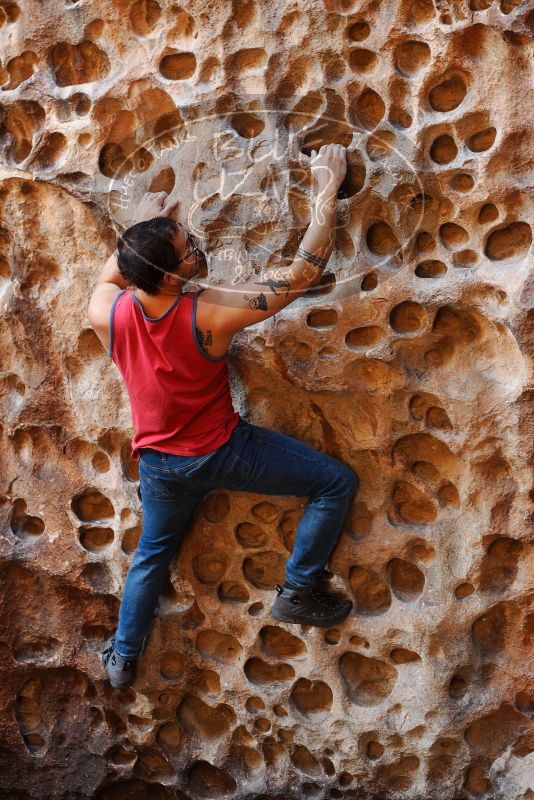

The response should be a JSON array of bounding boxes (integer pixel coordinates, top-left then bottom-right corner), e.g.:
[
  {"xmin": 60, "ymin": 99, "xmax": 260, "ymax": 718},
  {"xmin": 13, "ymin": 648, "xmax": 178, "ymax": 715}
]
[{"xmin": 199, "ymin": 144, "xmax": 348, "ymax": 334}]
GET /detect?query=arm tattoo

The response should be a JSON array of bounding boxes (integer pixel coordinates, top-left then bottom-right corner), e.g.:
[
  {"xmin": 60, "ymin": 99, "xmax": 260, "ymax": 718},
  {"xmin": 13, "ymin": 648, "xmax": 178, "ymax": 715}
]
[
  {"xmin": 296, "ymin": 245, "xmax": 329, "ymax": 269},
  {"xmin": 196, "ymin": 326, "xmax": 213, "ymax": 352},
  {"xmin": 243, "ymin": 292, "xmax": 268, "ymax": 311},
  {"xmin": 253, "ymin": 278, "xmax": 290, "ymax": 297}
]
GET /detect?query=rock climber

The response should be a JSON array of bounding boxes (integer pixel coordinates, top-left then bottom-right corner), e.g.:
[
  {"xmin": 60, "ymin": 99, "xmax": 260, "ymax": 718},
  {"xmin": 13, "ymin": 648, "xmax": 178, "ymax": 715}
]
[{"xmin": 87, "ymin": 143, "xmax": 359, "ymax": 688}]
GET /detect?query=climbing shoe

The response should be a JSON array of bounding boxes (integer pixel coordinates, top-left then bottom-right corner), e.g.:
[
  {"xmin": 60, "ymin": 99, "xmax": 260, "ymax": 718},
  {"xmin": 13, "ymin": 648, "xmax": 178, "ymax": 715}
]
[
  {"xmin": 101, "ymin": 634, "xmax": 137, "ymax": 689},
  {"xmin": 270, "ymin": 582, "xmax": 353, "ymax": 627}
]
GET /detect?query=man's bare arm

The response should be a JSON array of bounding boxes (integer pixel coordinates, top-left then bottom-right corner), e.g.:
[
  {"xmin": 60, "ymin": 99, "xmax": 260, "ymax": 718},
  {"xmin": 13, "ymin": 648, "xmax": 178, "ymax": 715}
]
[
  {"xmin": 201, "ymin": 144, "xmax": 347, "ymax": 334},
  {"xmin": 86, "ymin": 252, "xmax": 127, "ymax": 331},
  {"xmin": 87, "ymin": 191, "xmax": 178, "ymax": 322},
  {"xmin": 88, "ymin": 252, "xmax": 129, "ymax": 297}
]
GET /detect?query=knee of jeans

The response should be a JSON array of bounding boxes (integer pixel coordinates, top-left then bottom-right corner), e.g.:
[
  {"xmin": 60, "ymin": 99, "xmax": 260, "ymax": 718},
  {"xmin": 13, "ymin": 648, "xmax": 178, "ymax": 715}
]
[{"xmin": 337, "ymin": 466, "xmax": 359, "ymax": 495}]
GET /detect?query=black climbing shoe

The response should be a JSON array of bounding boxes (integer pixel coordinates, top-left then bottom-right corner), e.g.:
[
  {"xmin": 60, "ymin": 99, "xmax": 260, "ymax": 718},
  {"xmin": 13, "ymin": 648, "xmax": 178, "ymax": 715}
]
[
  {"xmin": 270, "ymin": 582, "xmax": 353, "ymax": 627},
  {"xmin": 101, "ymin": 635, "xmax": 137, "ymax": 689}
]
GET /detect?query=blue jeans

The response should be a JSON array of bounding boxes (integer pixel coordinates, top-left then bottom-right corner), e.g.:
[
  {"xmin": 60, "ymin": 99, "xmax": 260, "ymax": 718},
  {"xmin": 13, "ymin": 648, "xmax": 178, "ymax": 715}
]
[{"xmin": 114, "ymin": 418, "xmax": 358, "ymax": 658}]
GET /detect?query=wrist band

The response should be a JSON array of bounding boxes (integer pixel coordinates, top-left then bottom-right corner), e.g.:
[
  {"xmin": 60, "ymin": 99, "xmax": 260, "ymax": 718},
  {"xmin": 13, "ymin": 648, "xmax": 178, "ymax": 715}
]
[{"xmin": 296, "ymin": 245, "xmax": 329, "ymax": 268}]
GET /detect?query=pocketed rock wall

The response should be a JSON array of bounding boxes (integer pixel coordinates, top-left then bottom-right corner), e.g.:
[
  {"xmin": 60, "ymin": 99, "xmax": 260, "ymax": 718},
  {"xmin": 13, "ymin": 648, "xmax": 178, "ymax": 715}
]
[{"xmin": 0, "ymin": 1, "xmax": 533, "ymax": 798}]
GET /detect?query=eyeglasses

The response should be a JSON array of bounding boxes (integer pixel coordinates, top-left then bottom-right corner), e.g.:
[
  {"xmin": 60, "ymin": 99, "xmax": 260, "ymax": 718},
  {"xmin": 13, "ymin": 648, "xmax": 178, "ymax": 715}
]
[{"xmin": 176, "ymin": 230, "xmax": 201, "ymax": 266}]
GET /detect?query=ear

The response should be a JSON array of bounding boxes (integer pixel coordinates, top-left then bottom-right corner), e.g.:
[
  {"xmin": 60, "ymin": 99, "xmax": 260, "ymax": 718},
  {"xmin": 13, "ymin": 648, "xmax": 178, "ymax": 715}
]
[{"xmin": 163, "ymin": 271, "xmax": 181, "ymax": 287}]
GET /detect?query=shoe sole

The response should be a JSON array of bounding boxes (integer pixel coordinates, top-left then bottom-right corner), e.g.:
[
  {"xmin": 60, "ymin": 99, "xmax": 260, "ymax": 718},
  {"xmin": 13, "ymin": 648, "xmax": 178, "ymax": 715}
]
[
  {"xmin": 270, "ymin": 604, "xmax": 352, "ymax": 627},
  {"xmin": 108, "ymin": 677, "xmax": 133, "ymax": 689}
]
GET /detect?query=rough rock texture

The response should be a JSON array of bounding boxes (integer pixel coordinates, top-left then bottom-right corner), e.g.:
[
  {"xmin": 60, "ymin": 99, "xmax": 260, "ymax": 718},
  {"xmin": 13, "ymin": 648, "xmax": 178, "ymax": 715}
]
[{"xmin": 0, "ymin": 1, "xmax": 533, "ymax": 798}]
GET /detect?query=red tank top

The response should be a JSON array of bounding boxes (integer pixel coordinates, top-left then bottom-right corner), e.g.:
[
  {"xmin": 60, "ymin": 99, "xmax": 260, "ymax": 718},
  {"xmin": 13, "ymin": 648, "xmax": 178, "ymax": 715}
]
[{"xmin": 109, "ymin": 287, "xmax": 240, "ymax": 461}]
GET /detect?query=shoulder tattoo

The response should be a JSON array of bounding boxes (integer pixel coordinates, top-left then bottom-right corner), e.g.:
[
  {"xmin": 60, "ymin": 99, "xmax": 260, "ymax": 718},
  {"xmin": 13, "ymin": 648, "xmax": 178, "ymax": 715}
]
[{"xmin": 196, "ymin": 325, "xmax": 213, "ymax": 352}]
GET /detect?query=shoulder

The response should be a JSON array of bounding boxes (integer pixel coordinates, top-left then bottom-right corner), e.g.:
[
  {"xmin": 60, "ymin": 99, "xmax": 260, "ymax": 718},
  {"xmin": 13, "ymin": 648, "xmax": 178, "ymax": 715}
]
[
  {"xmin": 193, "ymin": 288, "xmax": 225, "ymax": 336},
  {"xmin": 87, "ymin": 283, "xmax": 127, "ymax": 327},
  {"xmin": 87, "ymin": 284, "xmax": 128, "ymax": 355}
]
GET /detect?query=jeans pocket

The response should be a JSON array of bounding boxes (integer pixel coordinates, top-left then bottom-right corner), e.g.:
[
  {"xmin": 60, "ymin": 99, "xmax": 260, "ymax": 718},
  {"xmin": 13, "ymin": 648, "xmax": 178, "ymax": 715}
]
[
  {"xmin": 167, "ymin": 449, "xmax": 220, "ymax": 477},
  {"xmin": 139, "ymin": 448, "xmax": 169, "ymax": 473},
  {"xmin": 140, "ymin": 462, "xmax": 180, "ymax": 502},
  {"xmin": 177, "ymin": 443, "xmax": 250, "ymax": 489}
]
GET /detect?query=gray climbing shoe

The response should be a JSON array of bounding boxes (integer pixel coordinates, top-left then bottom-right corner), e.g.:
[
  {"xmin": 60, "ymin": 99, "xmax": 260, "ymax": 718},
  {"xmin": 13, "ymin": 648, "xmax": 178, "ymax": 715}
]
[
  {"xmin": 101, "ymin": 635, "xmax": 137, "ymax": 689},
  {"xmin": 270, "ymin": 582, "xmax": 353, "ymax": 627}
]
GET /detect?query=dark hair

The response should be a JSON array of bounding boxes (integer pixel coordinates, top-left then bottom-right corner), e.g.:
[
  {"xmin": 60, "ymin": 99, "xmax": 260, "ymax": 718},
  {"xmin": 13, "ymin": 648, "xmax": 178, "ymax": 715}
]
[{"xmin": 117, "ymin": 217, "xmax": 179, "ymax": 295}]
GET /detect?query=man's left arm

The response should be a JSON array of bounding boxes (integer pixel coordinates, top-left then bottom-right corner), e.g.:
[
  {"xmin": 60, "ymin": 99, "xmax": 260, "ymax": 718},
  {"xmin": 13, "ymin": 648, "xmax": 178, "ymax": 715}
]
[
  {"xmin": 91, "ymin": 252, "xmax": 129, "ymax": 294},
  {"xmin": 86, "ymin": 252, "xmax": 127, "ymax": 335},
  {"xmin": 87, "ymin": 191, "xmax": 179, "ymax": 322}
]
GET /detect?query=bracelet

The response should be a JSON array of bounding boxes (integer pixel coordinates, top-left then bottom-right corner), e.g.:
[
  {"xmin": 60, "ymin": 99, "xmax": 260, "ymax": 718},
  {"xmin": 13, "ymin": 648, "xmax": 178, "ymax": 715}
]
[{"xmin": 296, "ymin": 245, "xmax": 330, "ymax": 269}]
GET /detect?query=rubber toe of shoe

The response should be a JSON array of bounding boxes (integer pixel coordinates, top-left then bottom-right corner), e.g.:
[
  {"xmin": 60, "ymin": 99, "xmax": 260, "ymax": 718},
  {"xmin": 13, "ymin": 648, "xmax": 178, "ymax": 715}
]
[
  {"xmin": 271, "ymin": 602, "xmax": 352, "ymax": 627},
  {"xmin": 271, "ymin": 584, "xmax": 353, "ymax": 627}
]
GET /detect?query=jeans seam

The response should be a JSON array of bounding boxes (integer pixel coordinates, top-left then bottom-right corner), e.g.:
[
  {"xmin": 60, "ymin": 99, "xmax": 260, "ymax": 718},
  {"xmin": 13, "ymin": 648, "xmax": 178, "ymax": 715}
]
[
  {"xmin": 142, "ymin": 453, "xmax": 216, "ymax": 476},
  {"xmin": 168, "ymin": 450, "xmax": 221, "ymax": 478},
  {"xmin": 140, "ymin": 460, "xmax": 171, "ymax": 475},
  {"xmin": 141, "ymin": 468, "xmax": 188, "ymax": 500},
  {"xmin": 225, "ymin": 442, "xmax": 251, "ymax": 475}
]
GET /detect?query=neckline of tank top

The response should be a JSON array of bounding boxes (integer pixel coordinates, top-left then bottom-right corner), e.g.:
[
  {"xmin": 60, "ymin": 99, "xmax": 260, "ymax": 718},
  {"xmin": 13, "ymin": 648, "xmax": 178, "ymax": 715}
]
[{"xmin": 130, "ymin": 288, "xmax": 197, "ymax": 322}]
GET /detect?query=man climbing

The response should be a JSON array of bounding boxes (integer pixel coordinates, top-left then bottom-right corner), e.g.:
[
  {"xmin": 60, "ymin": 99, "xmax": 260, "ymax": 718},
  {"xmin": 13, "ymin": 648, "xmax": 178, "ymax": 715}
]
[{"xmin": 87, "ymin": 143, "xmax": 359, "ymax": 688}]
